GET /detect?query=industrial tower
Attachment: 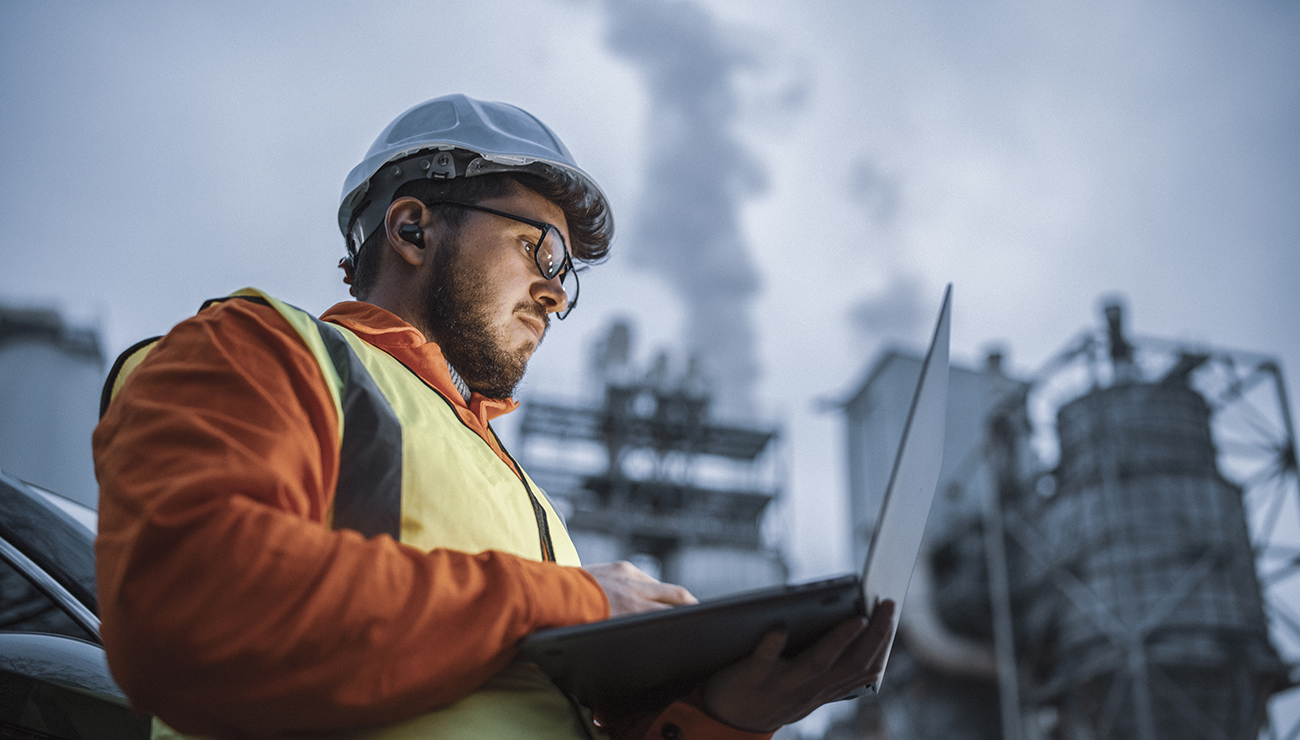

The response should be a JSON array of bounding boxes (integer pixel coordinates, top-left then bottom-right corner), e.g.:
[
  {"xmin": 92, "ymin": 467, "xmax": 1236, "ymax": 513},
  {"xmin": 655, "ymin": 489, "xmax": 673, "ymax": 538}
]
[{"xmin": 833, "ymin": 300, "xmax": 1297, "ymax": 740}]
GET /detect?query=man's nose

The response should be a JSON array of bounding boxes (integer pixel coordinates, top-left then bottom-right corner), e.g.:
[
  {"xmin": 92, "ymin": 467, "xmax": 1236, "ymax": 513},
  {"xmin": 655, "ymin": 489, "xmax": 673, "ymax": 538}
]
[{"xmin": 531, "ymin": 275, "xmax": 569, "ymax": 314}]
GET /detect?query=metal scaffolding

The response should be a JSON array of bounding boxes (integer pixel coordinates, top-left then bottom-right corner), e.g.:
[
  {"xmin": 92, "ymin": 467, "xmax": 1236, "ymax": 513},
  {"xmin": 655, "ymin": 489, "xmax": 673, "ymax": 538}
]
[{"xmin": 517, "ymin": 321, "xmax": 786, "ymax": 596}]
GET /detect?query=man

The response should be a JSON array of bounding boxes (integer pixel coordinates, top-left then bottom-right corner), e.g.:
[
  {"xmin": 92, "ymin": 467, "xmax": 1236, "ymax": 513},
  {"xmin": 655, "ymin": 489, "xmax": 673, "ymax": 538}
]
[{"xmin": 94, "ymin": 94, "xmax": 894, "ymax": 739}]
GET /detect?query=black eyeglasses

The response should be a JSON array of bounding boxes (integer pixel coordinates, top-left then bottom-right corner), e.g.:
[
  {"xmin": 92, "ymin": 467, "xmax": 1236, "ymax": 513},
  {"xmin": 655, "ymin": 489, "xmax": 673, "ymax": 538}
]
[{"xmin": 425, "ymin": 200, "xmax": 579, "ymax": 319}]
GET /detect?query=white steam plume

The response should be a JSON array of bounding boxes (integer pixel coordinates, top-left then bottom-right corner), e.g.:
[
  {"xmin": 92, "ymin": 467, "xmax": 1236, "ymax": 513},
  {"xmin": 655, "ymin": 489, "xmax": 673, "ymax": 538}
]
[{"xmin": 602, "ymin": 0, "xmax": 768, "ymax": 419}]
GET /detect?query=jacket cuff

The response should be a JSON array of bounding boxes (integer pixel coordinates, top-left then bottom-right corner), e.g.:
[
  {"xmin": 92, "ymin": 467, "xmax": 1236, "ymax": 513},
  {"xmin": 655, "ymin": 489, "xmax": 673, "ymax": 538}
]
[{"xmin": 514, "ymin": 558, "xmax": 610, "ymax": 627}]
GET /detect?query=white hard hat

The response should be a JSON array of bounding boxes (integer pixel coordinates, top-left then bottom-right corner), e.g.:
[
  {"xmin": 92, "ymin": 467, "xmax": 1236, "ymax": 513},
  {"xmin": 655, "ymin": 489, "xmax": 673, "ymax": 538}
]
[{"xmin": 338, "ymin": 94, "xmax": 608, "ymax": 259}]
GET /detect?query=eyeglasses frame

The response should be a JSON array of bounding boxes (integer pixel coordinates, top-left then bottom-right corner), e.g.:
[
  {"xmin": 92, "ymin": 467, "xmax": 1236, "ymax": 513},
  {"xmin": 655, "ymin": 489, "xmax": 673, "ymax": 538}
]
[{"xmin": 422, "ymin": 200, "xmax": 579, "ymax": 319}]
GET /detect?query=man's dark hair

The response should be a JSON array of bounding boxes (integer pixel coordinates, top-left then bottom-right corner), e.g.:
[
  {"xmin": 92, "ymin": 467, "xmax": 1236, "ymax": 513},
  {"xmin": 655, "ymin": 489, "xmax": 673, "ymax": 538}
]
[{"xmin": 347, "ymin": 170, "xmax": 613, "ymax": 299}]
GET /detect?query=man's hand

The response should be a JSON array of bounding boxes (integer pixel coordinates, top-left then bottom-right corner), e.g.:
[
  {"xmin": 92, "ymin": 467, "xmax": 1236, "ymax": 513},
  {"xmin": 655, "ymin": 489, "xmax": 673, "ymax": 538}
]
[
  {"xmin": 584, "ymin": 561, "xmax": 698, "ymax": 618},
  {"xmin": 700, "ymin": 600, "xmax": 897, "ymax": 734}
]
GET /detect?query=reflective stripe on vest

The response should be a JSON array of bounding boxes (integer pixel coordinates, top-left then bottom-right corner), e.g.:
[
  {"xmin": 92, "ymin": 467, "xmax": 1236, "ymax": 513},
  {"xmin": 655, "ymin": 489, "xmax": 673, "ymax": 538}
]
[
  {"xmin": 100, "ymin": 291, "xmax": 404, "ymax": 539},
  {"xmin": 211, "ymin": 290, "xmax": 406, "ymax": 539},
  {"xmin": 314, "ymin": 305, "xmax": 575, "ymax": 563}
]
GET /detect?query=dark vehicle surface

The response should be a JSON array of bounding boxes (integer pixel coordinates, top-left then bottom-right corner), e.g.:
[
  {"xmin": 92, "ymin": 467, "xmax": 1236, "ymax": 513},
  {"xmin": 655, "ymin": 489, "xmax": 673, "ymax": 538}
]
[{"xmin": 0, "ymin": 469, "xmax": 150, "ymax": 739}]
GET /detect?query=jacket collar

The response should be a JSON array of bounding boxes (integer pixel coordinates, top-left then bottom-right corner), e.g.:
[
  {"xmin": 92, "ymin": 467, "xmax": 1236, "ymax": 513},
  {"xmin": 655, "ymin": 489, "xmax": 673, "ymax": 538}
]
[{"xmin": 319, "ymin": 301, "xmax": 518, "ymax": 426}]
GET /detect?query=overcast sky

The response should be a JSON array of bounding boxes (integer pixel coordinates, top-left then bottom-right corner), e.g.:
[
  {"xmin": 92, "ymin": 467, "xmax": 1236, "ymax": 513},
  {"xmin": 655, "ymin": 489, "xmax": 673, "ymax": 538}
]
[{"xmin": 3, "ymin": 0, "xmax": 1298, "ymax": 585}]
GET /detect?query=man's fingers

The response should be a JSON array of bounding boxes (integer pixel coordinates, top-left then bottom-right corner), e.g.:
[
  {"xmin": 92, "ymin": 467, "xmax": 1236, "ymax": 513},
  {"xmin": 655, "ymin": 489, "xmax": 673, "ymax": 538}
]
[
  {"xmin": 624, "ymin": 578, "xmax": 696, "ymax": 608},
  {"xmin": 793, "ymin": 600, "xmax": 897, "ymax": 681},
  {"xmin": 699, "ymin": 600, "xmax": 900, "ymax": 732},
  {"xmin": 611, "ymin": 561, "xmax": 658, "ymax": 582},
  {"xmin": 640, "ymin": 579, "xmax": 698, "ymax": 606},
  {"xmin": 751, "ymin": 628, "xmax": 789, "ymax": 666},
  {"xmin": 584, "ymin": 561, "xmax": 698, "ymax": 617},
  {"xmin": 843, "ymin": 599, "xmax": 897, "ymax": 669},
  {"xmin": 797, "ymin": 616, "xmax": 869, "ymax": 672},
  {"xmin": 867, "ymin": 599, "xmax": 896, "ymax": 631}
]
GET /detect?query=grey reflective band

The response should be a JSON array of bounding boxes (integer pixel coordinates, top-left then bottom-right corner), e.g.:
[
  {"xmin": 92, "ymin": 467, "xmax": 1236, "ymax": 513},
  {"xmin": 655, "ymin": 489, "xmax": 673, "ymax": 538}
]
[
  {"xmin": 310, "ymin": 316, "xmax": 404, "ymax": 541},
  {"xmin": 310, "ymin": 319, "xmax": 551, "ymax": 558},
  {"xmin": 197, "ymin": 296, "xmax": 405, "ymax": 541}
]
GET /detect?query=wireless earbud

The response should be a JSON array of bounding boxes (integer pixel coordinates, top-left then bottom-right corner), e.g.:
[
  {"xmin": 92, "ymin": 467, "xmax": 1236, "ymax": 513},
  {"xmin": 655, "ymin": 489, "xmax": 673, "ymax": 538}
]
[{"xmin": 398, "ymin": 224, "xmax": 425, "ymax": 248}]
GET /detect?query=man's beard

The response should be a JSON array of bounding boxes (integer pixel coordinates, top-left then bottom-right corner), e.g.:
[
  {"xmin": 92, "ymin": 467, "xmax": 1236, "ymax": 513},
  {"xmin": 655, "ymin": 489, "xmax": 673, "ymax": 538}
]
[{"xmin": 421, "ymin": 236, "xmax": 548, "ymax": 399}]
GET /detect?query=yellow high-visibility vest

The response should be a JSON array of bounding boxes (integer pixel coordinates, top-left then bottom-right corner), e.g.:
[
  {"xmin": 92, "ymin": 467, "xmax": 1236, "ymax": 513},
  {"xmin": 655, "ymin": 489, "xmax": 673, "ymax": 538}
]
[{"xmin": 117, "ymin": 289, "xmax": 592, "ymax": 740}]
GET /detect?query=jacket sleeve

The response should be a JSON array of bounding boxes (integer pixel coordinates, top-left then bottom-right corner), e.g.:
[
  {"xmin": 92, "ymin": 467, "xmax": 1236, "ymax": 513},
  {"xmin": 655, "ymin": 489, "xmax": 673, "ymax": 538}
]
[{"xmin": 93, "ymin": 299, "xmax": 609, "ymax": 738}]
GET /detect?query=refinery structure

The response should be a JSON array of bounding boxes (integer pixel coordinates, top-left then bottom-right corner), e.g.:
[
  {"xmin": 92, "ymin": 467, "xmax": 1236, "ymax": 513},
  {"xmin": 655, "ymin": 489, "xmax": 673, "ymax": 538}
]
[
  {"xmin": 517, "ymin": 321, "xmax": 787, "ymax": 599},
  {"xmin": 832, "ymin": 301, "xmax": 1299, "ymax": 740}
]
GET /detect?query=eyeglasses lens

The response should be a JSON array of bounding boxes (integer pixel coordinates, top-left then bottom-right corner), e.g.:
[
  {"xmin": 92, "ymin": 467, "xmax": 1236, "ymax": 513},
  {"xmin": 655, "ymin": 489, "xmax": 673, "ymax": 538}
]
[
  {"xmin": 537, "ymin": 229, "xmax": 568, "ymax": 281},
  {"xmin": 535, "ymin": 227, "xmax": 578, "ymax": 319}
]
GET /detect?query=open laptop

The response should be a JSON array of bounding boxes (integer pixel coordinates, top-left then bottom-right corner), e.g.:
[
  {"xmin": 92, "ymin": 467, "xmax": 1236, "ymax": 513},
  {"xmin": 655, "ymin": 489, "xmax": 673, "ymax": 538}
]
[{"xmin": 520, "ymin": 284, "xmax": 952, "ymax": 715}]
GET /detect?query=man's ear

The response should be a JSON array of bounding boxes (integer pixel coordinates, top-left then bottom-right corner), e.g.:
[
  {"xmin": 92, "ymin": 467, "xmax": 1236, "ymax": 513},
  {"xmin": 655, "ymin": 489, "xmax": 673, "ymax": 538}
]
[{"xmin": 384, "ymin": 197, "xmax": 433, "ymax": 267}]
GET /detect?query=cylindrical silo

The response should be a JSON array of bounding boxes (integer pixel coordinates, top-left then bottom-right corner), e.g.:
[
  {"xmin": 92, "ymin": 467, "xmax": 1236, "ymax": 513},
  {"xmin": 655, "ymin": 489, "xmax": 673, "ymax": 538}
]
[{"xmin": 1030, "ymin": 381, "xmax": 1285, "ymax": 740}]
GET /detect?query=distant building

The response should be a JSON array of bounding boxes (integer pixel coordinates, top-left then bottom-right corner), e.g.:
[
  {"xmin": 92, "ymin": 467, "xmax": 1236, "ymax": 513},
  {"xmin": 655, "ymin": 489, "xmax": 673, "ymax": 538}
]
[
  {"xmin": 838, "ymin": 348, "xmax": 1027, "ymax": 740},
  {"xmin": 844, "ymin": 349, "xmax": 1029, "ymax": 567},
  {"xmin": 0, "ymin": 304, "xmax": 104, "ymax": 509}
]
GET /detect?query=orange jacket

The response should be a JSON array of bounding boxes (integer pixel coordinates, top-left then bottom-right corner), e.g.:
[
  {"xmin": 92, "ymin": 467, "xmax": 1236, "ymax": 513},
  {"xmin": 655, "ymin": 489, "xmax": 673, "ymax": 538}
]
[{"xmin": 94, "ymin": 297, "xmax": 769, "ymax": 740}]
